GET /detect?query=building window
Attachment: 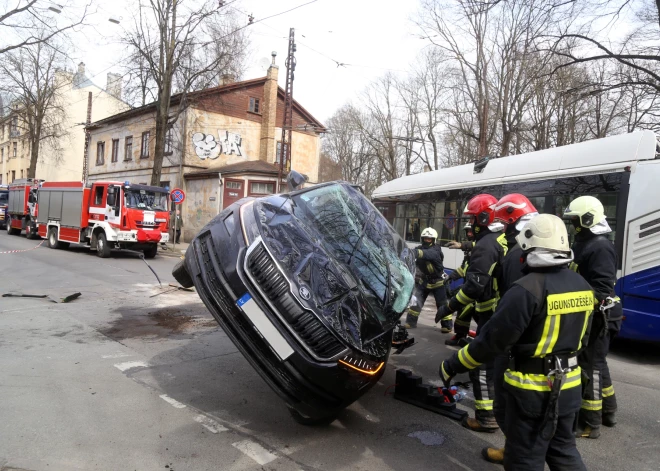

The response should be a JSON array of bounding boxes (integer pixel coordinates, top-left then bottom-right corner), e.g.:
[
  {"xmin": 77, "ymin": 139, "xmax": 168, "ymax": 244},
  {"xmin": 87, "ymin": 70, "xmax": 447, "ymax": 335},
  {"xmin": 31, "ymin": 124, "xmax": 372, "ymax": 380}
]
[
  {"xmin": 164, "ymin": 127, "xmax": 173, "ymax": 155},
  {"xmin": 225, "ymin": 181, "xmax": 242, "ymax": 189},
  {"xmin": 12, "ymin": 142, "xmax": 16, "ymax": 158},
  {"xmin": 0, "ymin": 148, "xmax": 3, "ymax": 163},
  {"xmin": 20, "ymin": 169, "xmax": 23, "ymax": 178},
  {"xmin": 248, "ymin": 97, "xmax": 260, "ymax": 113},
  {"xmin": 111, "ymin": 139, "xmax": 119, "ymax": 163},
  {"xmin": 96, "ymin": 141, "xmax": 105, "ymax": 166},
  {"xmin": 11, "ymin": 116, "xmax": 17, "ymax": 135},
  {"xmin": 275, "ymin": 141, "xmax": 282, "ymax": 164},
  {"xmin": 124, "ymin": 136, "xmax": 133, "ymax": 161},
  {"xmin": 141, "ymin": 131, "xmax": 150, "ymax": 158},
  {"xmin": 249, "ymin": 181, "xmax": 274, "ymax": 195},
  {"xmin": 11, "ymin": 170, "xmax": 15, "ymax": 182},
  {"xmin": 1, "ymin": 125, "xmax": 4, "ymax": 140}
]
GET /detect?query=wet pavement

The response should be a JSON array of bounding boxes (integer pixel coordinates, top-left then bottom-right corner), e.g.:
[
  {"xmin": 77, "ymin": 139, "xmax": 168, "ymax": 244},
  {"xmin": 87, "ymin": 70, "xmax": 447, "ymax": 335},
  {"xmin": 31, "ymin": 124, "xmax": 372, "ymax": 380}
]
[{"xmin": 1, "ymin": 233, "xmax": 659, "ymax": 471}]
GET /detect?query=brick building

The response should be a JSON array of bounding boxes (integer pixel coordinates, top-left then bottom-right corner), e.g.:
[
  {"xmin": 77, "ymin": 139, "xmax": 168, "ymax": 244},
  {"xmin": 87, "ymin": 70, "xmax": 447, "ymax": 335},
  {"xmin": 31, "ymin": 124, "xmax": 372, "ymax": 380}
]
[{"xmin": 87, "ymin": 58, "xmax": 325, "ymax": 240}]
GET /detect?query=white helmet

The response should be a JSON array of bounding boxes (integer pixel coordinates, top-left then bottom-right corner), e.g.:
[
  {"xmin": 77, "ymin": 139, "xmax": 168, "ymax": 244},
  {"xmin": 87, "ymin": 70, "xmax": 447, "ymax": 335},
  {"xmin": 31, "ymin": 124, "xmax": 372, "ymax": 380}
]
[
  {"xmin": 516, "ymin": 214, "xmax": 570, "ymax": 254},
  {"xmin": 421, "ymin": 227, "xmax": 438, "ymax": 241}
]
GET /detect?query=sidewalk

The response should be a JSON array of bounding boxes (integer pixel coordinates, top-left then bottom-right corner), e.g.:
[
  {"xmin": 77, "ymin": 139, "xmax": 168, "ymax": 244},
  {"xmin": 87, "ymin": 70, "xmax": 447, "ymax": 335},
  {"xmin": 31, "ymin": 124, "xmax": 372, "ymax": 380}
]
[{"xmin": 158, "ymin": 241, "xmax": 190, "ymax": 258}]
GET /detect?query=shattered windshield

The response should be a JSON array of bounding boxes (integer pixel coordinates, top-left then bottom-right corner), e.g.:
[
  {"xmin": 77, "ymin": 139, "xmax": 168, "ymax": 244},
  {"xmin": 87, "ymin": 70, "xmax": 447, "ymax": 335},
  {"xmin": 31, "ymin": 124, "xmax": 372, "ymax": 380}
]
[
  {"xmin": 124, "ymin": 188, "xmax": 168, "ymax": 211},
  {"xmin": 293, "ymin": 184, "xmax": 414, "ymax": 319}
]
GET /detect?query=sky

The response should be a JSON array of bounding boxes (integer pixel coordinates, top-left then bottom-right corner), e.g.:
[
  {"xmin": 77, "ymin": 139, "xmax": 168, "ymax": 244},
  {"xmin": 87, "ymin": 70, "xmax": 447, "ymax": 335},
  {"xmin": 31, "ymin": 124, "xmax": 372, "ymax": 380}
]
[{"xmin": 71, "ymin": 0, "xmax": 426, "ymax": 123}]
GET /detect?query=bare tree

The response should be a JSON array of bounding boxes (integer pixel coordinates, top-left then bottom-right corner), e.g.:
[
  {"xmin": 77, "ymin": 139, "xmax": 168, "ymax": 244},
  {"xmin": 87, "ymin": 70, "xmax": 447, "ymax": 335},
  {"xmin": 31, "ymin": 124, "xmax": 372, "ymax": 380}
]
[
  {"xmin": 0, "ymin": 0, "xmax": 89, "ymax": 55},
  {"xmin": 121, "ymin": 0, "xmax": 249, "ymax": 186},
  {"xmin": 0, "ymin": 34, "xmax": 68, "ymax": 178}
]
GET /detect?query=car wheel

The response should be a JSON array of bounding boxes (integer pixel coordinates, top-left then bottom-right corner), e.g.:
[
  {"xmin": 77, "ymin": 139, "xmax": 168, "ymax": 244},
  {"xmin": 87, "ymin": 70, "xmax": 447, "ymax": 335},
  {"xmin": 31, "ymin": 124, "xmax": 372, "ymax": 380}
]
[
  {"xmin": 172, "ymin": 260, "xmax": 194, "ymax": 288},
  {"xmin": 96, "ymin": 232, "xmax": 111, "ymax": 258},
  {"xmin": 143, "ymin": 244, "xmax": 158, "ymax": 259},
  {"xmin": 48, "ymin": 228, "xmax": 61, "ymax": 249},
  {"xmin": 287, "ymin": 407, "xmax": 339, "ymax": 426}
]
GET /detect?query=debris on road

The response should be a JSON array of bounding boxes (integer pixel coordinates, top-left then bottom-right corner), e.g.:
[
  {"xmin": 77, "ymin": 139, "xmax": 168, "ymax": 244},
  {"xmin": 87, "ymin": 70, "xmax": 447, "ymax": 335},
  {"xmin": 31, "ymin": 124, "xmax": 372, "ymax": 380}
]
[{"xmin": 2, "ymin": 292, "xmax": 81, "ymax": 303}]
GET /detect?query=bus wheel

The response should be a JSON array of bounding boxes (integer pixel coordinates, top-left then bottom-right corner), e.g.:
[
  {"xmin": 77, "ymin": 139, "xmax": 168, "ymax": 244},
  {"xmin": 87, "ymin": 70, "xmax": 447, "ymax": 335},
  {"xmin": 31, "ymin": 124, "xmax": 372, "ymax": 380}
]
[
  {"xmin": 96, "ymin": 232, "xmax": 111, "ymax": 258},
  {"xmin": 143, "ymin": 244, "xmax": 158, "ymax": 259},
  {"xmin": 48, "ymin": 228, "xmax": 61, "ymax": 249}
]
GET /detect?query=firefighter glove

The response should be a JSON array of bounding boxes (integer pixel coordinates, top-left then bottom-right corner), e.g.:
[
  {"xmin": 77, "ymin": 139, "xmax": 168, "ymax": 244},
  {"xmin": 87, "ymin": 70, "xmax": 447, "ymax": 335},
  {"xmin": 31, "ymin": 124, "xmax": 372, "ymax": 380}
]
[{"xmin": 439, "ymin": 360, "xmax": 455, "ymax": 389}]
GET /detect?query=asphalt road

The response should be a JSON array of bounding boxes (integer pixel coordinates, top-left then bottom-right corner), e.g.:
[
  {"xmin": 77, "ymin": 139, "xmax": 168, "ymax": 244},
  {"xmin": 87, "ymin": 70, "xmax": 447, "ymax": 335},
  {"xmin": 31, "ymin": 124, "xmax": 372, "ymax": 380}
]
[{"xmin": 1, "ymin": 233, "xmax": 659, "ymax": 471}]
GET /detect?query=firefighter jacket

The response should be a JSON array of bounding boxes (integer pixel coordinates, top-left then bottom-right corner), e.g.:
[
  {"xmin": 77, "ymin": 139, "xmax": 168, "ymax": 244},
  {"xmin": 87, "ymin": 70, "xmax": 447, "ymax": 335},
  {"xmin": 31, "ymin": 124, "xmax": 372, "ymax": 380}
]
[
  {"xmin": 447, "ymin": 229, "xmax": 505, "ymax": 315},
  {"xmin": 445, "ymin": 266, "xmax": 595, "ymax": 418},
  {"xmin": 414, "ymin": 243, "xmax": 445, "ymax": 289},
  {"xmin": 570, "ymin": 231, "xmax": 623, "ymax": 324},
  {"xmin": 498, "ymin": 230, "xmax": 525, "ymax": 298},
  {"xmin": 448, "ymin": 241, "xmax": 474, "ymax": 282}
]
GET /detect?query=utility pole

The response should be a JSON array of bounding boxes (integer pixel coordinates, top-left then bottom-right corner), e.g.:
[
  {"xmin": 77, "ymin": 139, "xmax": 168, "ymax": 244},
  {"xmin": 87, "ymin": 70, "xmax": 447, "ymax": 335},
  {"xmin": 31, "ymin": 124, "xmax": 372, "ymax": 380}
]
[
  {"xmin": 82, "ymin": 92, "xmax": 92, "ymax": 183},
  {"xmin": 279, "ymin": 28, "xmax": 296, "ymax": 191}
]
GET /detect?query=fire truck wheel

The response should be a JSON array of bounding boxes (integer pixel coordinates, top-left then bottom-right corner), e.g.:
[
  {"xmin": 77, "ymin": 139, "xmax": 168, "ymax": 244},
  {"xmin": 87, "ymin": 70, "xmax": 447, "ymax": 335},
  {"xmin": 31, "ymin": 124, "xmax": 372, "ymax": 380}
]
[
  {"xmin": 47, "ymin": 228, "xmax": 61, "ymax": 249},
  {"xmin": 6, "ymin": 217, "xmax": 20, "ymax": 236},
  {"xmin": 143, "ymin": 244, "xmax": 158, "ymax": 259},
  {"xmin": 96, "ymin": 232, "xmax": 111, "ymax": 258}
]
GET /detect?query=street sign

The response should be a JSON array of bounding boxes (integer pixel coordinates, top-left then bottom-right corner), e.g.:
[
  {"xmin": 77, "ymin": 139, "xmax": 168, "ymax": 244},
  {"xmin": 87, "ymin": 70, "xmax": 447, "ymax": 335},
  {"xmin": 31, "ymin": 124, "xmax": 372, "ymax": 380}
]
[{"xmin": 171, "ymin": 188, "xmax": 185, "ymax": 205}]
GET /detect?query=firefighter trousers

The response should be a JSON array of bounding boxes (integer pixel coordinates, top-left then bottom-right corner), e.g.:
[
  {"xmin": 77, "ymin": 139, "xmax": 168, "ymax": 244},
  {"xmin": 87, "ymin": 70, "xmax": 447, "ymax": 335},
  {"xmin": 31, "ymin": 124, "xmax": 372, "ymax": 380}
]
[
  {"xmin": 469, "ymin": 309, "xmax": 497, "ymax": 427},
  {"xmin": 578, "ymin": 314, "xmax": 617, "ymax": 428},
  {"xmin": 407, "ymin": 283, "xmax": 447, "ymax": 320},
  {"xmin": 493, "ymin": 352, "xmax": 510, "ymax": 434},
  {"xmin": 503, "ymin": 391, "xmax": 586, "ymax": 471}
]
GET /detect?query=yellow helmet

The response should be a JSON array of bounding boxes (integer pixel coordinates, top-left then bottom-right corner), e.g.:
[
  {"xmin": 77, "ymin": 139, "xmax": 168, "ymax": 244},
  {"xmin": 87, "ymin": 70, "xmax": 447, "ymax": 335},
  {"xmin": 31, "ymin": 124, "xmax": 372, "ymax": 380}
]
[{"xmin": 563, "ymin": 196, "xmax": 605, "ymax": 229}]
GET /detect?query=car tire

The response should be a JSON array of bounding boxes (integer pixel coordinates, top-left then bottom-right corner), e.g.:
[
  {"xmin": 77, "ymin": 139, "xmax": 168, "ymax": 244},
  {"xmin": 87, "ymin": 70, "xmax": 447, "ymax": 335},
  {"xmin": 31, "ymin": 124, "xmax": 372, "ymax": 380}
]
[
  {"xmin": 172, "ymin": 260, "xmax": 194, "ymax": 288},
  {"xmin": 287, "ymin": 407, "xmax": 339, "ymax": 426},
  {"xmin": 143, "ymin": 244, "xmax": 158, "ymax": 259},
  {"xmin": 48, "ymin": 228, "xmax": 61, "ymax": 249},
  {"xmin": 96, "ymin": 232, "xmax": 111, "ymax": 258}
]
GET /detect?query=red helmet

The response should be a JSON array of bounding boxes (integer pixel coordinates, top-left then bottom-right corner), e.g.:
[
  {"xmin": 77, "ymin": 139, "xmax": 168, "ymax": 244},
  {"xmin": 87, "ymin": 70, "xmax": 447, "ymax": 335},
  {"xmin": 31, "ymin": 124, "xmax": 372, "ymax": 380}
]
[
  {"xmin": 464, "ymin": 194, "xmax": 498, "ymax": 227},
  {"xmin": 494, "ymin": 194, "xmax": 538, "ymax": 227}
]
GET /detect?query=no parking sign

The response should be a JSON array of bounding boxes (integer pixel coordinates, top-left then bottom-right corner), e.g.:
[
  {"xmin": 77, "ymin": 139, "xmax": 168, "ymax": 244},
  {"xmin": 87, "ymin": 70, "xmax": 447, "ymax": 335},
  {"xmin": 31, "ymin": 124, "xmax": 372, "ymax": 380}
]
[{"xmin": 170, "ymin": 188, "xmax": 185, "ymax": 205}]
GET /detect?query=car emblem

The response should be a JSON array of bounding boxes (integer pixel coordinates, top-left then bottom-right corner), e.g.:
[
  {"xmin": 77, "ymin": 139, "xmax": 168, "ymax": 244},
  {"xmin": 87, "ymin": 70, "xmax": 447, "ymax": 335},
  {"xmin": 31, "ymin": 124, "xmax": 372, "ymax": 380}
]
[{"xmin": 299, "ymin": 286, "xmax": 311, "ymax": 300}]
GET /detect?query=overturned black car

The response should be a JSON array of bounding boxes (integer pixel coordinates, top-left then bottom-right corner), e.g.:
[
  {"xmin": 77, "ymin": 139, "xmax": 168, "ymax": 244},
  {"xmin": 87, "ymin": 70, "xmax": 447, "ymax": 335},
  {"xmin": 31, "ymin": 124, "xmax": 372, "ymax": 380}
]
[{"xmin": 173, "ymin": 177, "xmax": 414, "ymax": 424}]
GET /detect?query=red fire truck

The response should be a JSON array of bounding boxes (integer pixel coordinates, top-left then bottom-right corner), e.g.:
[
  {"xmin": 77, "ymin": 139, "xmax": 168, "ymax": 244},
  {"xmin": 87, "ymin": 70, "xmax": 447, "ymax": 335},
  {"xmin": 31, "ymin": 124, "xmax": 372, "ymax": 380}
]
[
  {"xmin": 6, "ymin": 179, "xmax": 41, "ymax": 238},
  {"xmin": 35, "ymin": 180, "xmax": 170, "ymax": 258}
]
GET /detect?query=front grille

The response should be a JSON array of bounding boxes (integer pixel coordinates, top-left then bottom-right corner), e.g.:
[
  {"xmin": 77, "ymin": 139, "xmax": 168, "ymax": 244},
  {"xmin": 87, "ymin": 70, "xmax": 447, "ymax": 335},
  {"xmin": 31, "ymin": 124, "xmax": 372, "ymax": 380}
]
[{"xmin": 247, "ymin": 244, "xmax": 345, "ymax": 359}]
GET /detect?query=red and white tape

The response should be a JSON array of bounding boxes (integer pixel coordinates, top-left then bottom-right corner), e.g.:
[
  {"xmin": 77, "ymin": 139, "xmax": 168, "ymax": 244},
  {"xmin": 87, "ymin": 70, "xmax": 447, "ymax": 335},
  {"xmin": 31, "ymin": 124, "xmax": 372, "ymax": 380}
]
[{"xmin": 0, "ymin": 239, "xmax": 45, "ymax": 254}]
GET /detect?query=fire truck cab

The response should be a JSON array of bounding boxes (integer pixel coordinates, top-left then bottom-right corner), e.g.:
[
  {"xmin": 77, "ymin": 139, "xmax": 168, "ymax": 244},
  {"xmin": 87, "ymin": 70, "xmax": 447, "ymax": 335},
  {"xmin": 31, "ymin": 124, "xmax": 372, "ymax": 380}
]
[{"xmin": 36, "ymin": 180, "xmax": 170, "ymax": 258}]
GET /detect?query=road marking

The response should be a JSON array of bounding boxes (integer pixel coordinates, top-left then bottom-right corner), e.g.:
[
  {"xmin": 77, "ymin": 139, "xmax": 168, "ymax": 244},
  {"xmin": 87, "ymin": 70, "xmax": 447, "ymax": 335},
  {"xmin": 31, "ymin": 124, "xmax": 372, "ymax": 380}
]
[
  {"xmin": 444, "ymin": 453, "xmax": 475, "ymax": 470},
  {"xmin": 159, "ymin": 394, "xmax": 187, "ymax": 409},
  {"xmin": 103, "ymin": 353, "xmax": 132, "ymax": 359},
  {"xmin": 232, "ymin": 439, "xmax": 277, "ymax": 465},
  {"xmin": 114, "ymin": 360, "xmax": 148, "ymax": 372},
  {"xmin": 194, "ymin": 415, "xmax": 228, "ymax": 433}
]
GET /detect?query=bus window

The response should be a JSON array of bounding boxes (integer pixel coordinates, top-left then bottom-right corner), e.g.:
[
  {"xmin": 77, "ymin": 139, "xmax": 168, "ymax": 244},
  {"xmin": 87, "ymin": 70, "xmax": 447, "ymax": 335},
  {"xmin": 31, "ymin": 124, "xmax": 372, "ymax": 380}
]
[
  {"xmin": 527, "ymin": 196, "xmax": 546, "ymax": 214},
  {"xmin": 429, "ymin": 201, "xmax": 460, "ymax": 243}
]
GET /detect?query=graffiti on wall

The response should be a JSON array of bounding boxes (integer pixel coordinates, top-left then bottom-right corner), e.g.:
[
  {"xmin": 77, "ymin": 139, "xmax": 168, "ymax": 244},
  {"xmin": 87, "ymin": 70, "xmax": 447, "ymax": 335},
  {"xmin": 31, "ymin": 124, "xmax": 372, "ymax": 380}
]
[{"xmin": 192, "ymin": 130, "xmax": 243, "ymax": 160}]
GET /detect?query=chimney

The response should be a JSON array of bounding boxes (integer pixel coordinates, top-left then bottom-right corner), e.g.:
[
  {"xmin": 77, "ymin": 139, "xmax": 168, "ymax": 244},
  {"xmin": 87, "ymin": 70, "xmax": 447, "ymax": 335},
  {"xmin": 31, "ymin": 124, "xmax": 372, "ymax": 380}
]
[
  {"xmin": 259, "ymin": 51, "xmax": 279, "ymax": 162},
  {"xmin": 106, "ymin": 72, "xmax": 122, "ymax": 100},
  {"xmin": 219, "ymin": 73, "xmax": 235, "ymax": 86},
  {"xmin": 73, "ymin": 62, "xmax": 86, "ymax": 86}
]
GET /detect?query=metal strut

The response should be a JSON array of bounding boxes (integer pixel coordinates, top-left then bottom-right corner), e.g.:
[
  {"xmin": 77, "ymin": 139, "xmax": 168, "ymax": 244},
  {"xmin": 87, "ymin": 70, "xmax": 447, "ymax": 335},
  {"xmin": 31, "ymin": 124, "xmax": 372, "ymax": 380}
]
[{"xmin": 278, "ymin": 28, "xmax": 296, "ymax": 192}]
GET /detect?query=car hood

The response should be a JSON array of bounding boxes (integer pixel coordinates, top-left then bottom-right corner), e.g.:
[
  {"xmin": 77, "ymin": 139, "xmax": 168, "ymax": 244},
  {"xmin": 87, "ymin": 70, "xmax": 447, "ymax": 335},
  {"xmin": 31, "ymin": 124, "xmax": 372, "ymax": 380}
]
[{"xmin": 252, "ymin": 183, "xmax": 414, "ymax": 357}]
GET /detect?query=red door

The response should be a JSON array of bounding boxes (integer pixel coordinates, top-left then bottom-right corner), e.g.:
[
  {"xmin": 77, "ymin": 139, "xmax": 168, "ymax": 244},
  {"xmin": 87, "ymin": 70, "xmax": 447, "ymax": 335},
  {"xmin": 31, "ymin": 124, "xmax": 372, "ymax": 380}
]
[{"xmin": 223, "ymin": 178, "xmax": 244, "ymax": 209}]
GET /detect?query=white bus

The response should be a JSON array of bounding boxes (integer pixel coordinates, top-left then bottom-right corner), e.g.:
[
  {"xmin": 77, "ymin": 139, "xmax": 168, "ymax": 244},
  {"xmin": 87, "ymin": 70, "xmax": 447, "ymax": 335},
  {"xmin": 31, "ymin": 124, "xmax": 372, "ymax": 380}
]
[{"xmin": 373, "ymin": 131, "xmax": 660, "ymax": 343}]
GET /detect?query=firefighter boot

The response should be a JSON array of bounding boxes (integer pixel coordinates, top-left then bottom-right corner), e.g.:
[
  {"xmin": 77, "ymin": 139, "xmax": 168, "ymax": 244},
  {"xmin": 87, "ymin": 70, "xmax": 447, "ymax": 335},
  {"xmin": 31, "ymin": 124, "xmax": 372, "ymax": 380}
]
[
  {"xmin": 575, "ymin": 423, "xmax": 601, "ymax": 439},
  {"xmin": 481, "ymin": 447, "xmax": 504, "ymax": 465},
  {"xmin": 445, "ymin": 334, "xmax": 467, "ymax": 346},
  {"xmin": 439, "ymin": 317, "xmax": 453, "ymax": 334},
  {"xmin": 602, "ymin": 412, "xmax": 617, "ymax": 427},
  {"xmin": 404, "ymin": 312, "xmax": 419, "ymax": 329},
  {"xmin": 462, "ymin": 416, "xmax": 498, "ymax": 433}
]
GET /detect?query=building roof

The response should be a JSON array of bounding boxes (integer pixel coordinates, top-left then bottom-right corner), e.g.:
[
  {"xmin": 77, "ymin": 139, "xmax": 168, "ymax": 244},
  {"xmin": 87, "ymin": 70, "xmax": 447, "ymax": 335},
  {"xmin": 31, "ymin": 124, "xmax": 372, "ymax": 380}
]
[
  {"xmin": 87, "ymin": 76, "xmax": 326, "ymax": 132},
  {"xmin": 185, "ymin": 160, "xmax": 282, "ymax": 178}
]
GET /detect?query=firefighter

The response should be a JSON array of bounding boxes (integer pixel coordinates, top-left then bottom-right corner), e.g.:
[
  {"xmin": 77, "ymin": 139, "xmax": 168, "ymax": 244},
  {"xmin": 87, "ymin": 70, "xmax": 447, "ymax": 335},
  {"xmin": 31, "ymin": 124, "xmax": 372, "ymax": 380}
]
[
  {"xmin": 444, "ymin": 223, "xmax": 476, "ymax": 347},
  {"xmin": 435, "ymin": 194, "xmax": 505, "ymax": 432},
  {"xmin": 403, "ymin": 227, "xmax": 448, "ymax": 329},
  {"xmin": 440, "ymin": 214, "xmax": 592, "ymax": 470},
  {"xmin": 482, "ymin": 193, "xmax": 538, "ymax": 464},
  {"xmin": 564, "ymin": 196, "xmax": 622, "ymax": 439}
]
